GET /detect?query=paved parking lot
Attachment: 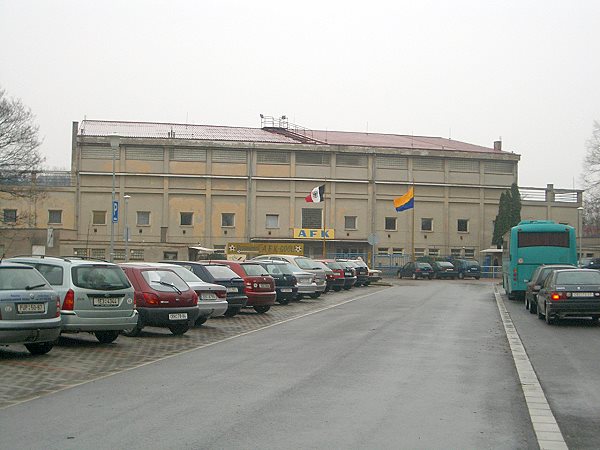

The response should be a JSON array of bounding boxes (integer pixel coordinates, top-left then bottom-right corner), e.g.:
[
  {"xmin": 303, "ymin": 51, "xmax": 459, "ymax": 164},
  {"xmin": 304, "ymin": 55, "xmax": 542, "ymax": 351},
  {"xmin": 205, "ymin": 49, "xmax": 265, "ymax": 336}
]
[{"xmin": 0, "ymin": 285, "xmax": 388, "ymax": 409}]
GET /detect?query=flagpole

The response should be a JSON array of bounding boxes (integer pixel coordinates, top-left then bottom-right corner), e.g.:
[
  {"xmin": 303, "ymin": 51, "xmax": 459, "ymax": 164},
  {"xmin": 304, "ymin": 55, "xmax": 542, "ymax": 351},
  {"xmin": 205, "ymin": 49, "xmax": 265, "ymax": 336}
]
[
  {"xmin": 322, "ymin": 181, "xmax": 326, "ymax": 258},
  {"xmin": 411, "ymin": 183, "xmax": 415, "ymax": 261}
]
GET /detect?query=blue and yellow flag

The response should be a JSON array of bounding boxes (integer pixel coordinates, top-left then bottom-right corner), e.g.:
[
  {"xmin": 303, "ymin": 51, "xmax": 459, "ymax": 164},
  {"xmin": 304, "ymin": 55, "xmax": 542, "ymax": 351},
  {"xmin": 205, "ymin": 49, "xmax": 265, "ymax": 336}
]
[{"xmin": 394, "ymin": 187, "xmax": 414, "ymax": 212}]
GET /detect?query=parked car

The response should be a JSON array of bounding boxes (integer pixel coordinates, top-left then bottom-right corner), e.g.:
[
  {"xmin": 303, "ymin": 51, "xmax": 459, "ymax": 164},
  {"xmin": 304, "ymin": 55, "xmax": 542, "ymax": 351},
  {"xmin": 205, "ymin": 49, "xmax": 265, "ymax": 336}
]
[
  {"xmin": 536, "ymin": 268, "xmax": 600, "ymax": 324},
  {"xmin": 581, "ymin": 257, "xmax": 600, "ymax": 269},
  {"xmin": 335, "ymin": 261, "xmax": 357, "ymax": 290},
  {"xmin": 431, "ymin": 261, "xmax": 458, "ymax": 279},
  {"xmin": 252, "ymin": 255, "xmax": 327, "ymax": 298},
  {"xmin": 7, "ymin": 256, "xmax": 138, "ymax": 344},
  {"xmin": 315, "ymin": 259, "xmax": 347, "ymax": 292},
  {"xmin": 288, "ymin": 268, "xmax": 319, "ymax": 300},
  {"xmin": 524, "ymin": 264, "xmax": 577, "ymax": 314},
  {"xmin": 397, "ymin": 261, "xmax": 434, "ymax": 279},
  {"xmin": 205, "ymin": 260, "xmax": 276, "ymax": 314},
  {"xmin": 338, "ymin": 259, "xmax": 370, "ymax": 286},
  {"xmin": 167, "ymin": 261, "xmax": 247, "ymax": 317},
  {"xmin": 453, "ymin": 259, "xmax": 481, "ymax": 279},
  {"xmin": 119, "ymin": 263, "xmax": 200, "ymax": 335},
  {"xmin": 368, "ymin": 268, "xmax": 383, "ymax": 284},
  {"xmin": 132, "ymin": 262, "xmax": 228, "ymax": 325},
  {"xmin": 0, "ymin": 261, "xmax": 62, "ymax": 355},
  {"xmin": 253, "ymin": 260, "xmax": 298, "ymax": 304}
]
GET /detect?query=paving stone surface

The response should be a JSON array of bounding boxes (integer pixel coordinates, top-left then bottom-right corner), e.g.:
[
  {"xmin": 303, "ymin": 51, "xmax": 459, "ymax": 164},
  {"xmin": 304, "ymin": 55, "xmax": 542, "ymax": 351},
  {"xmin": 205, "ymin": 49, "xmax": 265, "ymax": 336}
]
[{"xmin": 0, "ymin": 285, "xmax": 388, "ymax": 409}]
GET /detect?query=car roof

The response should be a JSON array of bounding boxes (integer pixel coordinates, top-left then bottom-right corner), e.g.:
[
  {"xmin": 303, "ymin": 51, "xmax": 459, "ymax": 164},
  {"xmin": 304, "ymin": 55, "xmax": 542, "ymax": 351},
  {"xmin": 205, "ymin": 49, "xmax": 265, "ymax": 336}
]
[{"xmin": 8, "ymin": 255, "xmax": 117, "ymax": 267}]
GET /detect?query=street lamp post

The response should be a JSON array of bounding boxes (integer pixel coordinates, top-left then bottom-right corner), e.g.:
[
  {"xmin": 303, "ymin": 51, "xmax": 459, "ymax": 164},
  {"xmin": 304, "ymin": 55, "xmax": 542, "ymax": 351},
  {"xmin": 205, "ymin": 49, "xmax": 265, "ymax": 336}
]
[
  {"xmin": 124, "ymin": 194, "xmax": 130, "ymax": 262},
  {"xmin": 578, "ymin": 206, "xmax": 584, "ymax": 266},
  {"xmin": 109, "ymin": 135, "xmax": 121, "ymax": 263}
]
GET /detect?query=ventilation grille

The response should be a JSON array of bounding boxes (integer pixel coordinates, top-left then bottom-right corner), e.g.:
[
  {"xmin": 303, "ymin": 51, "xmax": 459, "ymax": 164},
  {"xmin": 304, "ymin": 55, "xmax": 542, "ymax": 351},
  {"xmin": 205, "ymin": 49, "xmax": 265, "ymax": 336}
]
[
  {"xmin": 125, "ymin": 148, "xmax": 163, "ymax": 161},
  {"xmin": 413, "ymin": 157, "xmax": 443, "ymax": 171},
  {"xmin": 449, "ymin": 159, "xmax": 479, "ymax": 172},
  {"xmin": 336, "ymin": 153, "xmax": 367, "ymax": 167},
  {"xmin": 484, "ymin": 161, "xmax": 513, "ymax": 174},
  {"xmin": 170, "ymin": 148, "xmax": 207, "ymax": 161},
  {"xmin": 81, "ymin": 146, "xmax": 116, "ymax": 159},
  {"xmin": 212, "ymin": 149, "xmax": 246, "ymax": 163},
  {"xmin": 257, "ymin": 151, "xmax": 290, "ymax": 164},
  {"xmin": 296, "ymin": 152, "xmax": 330, "ymax": 165},
  {"xmin": 376, "ymin": 155, "xmax": 408, "ymax": 169}
]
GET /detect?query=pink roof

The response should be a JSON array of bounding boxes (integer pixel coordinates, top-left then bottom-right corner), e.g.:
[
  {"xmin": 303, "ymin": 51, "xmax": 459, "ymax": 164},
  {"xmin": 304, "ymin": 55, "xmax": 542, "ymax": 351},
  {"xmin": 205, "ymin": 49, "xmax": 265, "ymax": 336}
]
[{"xmin": 78, "ymin": 120, "xmax": 504, "ymax": 154}]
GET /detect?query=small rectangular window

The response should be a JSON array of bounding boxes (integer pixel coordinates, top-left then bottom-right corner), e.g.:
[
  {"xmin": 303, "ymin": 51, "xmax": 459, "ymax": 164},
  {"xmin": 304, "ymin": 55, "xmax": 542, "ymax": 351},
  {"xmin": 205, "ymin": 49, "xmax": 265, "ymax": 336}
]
[
  {"xmin": 457, "ymin": 219, "xmax": 469, "ymax": 232},
  {"xmin": 3, "ymin": 209, "xmax": 17, "ymax": 223},
  {"xmin": 91, "ymin": 248, "xmax": 106, "ymax": 260},
  {"xmin": 344, "ymin": 216, "xmax": 357, "ymax": 230},
  {"xmin": 464, "ymin": 249, "xmax": 475, "ymax": 258},
  {"xmin": 302, "ymin": 209, "xmax": 322, "ymax": 229},
  {"xmin": 428, "ymin": 248, "xmax": 440, "ymax": 257},
  {"xmin": 392, "ymin": 247, "xmax": 403, "ymax": 254},
  {"xmin": 92, "ymin": 211, "xmax": 106, "ymax": 225},
  {"xmin": 163, "ymin": 251, "xmax": 178, "ymax": 260},
  {"xmin": 414, "ymin": 248, "xmax": 425, "ymax": 257},
  {"xmin": 73, "ymin": 248, "xmax": 89, "ymax": 257},
  {"xmin": 48, "ymin": 210, "xmax": 62, "ymax": 224},
  {"xmin": 266, "ymin": 214, "xmax": 279, "ymax": 229},
  {"xmin": 450, "ymin": 248, "xmax": 462, "ymax": 257},
  {"xmin": 376, "ymin": 247, "xmax": 389, "ymax": 255},
  {"xmin": 180, "ymin": 212, "xmax": 193, "ymax": 226},
  {"xmin": 137, "ymin": 211, "xmax": 150, "ymax": 226},
  {"xmin": 113, "ymin": 249, "xmax": 125, "ymax": 261},
  {"xmin": 421, "ymin": 218, "xmax": 433, "ymax": 232},
  {"xmin": 385, "ymin": 217, "xmax": 397, "ymax": 231},
  {"xmin": 130, "ymin": 249, "xmax": 144, "ymax": 261},
  {"xmin": 221, "ymin": 213, "xmax": 235, "ymax": 227}
]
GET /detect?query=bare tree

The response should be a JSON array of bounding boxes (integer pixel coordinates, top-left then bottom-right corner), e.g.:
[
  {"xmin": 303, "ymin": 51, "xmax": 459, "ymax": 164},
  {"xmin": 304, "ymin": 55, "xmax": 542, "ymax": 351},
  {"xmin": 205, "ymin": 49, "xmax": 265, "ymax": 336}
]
[
  {"xmin": 582, "ymin": 121, "xmax": 600, "ymax": 234},
  {"xmin": 0, "ymin": 87, "xmax": 44, "ymax": 196}
]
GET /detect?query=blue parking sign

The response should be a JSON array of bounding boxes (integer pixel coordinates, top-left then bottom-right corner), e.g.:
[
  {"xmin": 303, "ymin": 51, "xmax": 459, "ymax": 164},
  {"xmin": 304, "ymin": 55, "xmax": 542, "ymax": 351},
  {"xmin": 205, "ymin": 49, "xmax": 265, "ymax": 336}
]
[{"xmin": 112, "ymin": 200, "xmax": 119, "ymax": 223}]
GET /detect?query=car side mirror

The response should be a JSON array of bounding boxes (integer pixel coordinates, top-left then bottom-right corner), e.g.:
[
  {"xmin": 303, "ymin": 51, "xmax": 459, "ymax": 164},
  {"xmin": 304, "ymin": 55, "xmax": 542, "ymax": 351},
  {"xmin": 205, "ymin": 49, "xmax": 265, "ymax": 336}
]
[{"xmin": 533, "ymin": 285, "xmax": 541, "ymax": 291}]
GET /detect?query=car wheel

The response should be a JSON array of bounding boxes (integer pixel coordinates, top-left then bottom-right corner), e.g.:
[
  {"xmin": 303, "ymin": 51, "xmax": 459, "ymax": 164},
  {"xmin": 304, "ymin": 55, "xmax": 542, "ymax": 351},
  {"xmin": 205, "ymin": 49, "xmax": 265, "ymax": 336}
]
[
  {"xmin": 529, "ymin": 300, "xmax": 537, "ymax": 314},
  {"xmin": 537, "ymin": 303, "xmax": 544, "ymax": 320},
  {"xmin": 428, "ymin": 275, "xmax": 433, "ymax": 280},
  {"xmin": 343, "ymin": 286, "xmax": 352, "ymax": 290},
  {"xmin": 122, "ymin": 318, "xmax": 144, "ymax": 337},
  {"xmin": 309, "ymin": 292, "xmax": 320, "ymax": 299},
  {"xmin": 411, "ymin": 273, "xmax": 417, "ymax": 280},
  {"xmin": 24, "ymin": 342, "xmax": 54, "ymax": 355},
  {"xmin": 254, "ymin": 305, "xmax": 270, "ymax": 314},
  {"xmin": 475, "ymin": 276, "xmax": 481, "ymax": 280},
  {"xmin": 94, "ymin": 330, "xmax": 120, "ymax": 344},
  {"xmin": 458, "ymin": 273, "xmax": 465, "ymax": 279},
  {"xmin": 277, "ymin": 298, "xmax": 290, "ymax": 305},
  {"xmin": 224, "ymin": 307, "xmax": 241, "ymax": 317},
  {"xmin": 591, "ymin": 315, "xmax": 599, "ymax": 323},
  {"xmin": 333, "ymin": 286, "xmax": 342, "ymax": 292},
  {"xmin": 397, "ymin": 272, "xmax": 402, "ymax": 279},
  {"xmin": 195, "ymin": 317, "xmax": 208, "ymax": 326},
  {"xmin": 168, "ymin": 323, "xmax": 190, "ymax": 335},
  {"xmin": 545, "ymin": 305, "xmax": 555, "ymax": 325},
  {"xmin": 525, "ymin": 297, "xmax": 530, "ymax": 310}
]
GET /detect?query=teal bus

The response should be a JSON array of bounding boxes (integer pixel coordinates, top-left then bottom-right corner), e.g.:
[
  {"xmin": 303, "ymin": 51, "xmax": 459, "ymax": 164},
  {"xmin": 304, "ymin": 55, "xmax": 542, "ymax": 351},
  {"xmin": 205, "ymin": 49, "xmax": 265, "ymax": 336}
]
[{"xmin": 502, "ymin": 220, "xmax": 577, "ymax": 300}]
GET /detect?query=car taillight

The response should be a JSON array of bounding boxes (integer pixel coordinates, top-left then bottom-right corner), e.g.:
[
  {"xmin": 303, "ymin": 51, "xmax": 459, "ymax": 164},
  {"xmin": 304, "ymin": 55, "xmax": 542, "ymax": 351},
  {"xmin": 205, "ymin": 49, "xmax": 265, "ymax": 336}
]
[
  {"xmin": 63, "ymin": 289, "xmax": 75, "ymax": 310},
  {"xmin": 191, "ymin": 291, "xmax": 198, "ymax": 306},
  {"xmin": 55, "ymin": 296, "xmax": 61, "ymax": 317},
  {"xmin": 415, "ymin": 269, "xmax": 421, "ymax": 272},
  {"xmin": 142, "ymin": 292, "xmax": 160, "ymax": 305},
  {"xmin": 550, "ymin": 292, "xmax": 567, "ymax": 301},
  {"xmin": 216, "ymin": 290, "xmax": 227, "ymax": 299}
]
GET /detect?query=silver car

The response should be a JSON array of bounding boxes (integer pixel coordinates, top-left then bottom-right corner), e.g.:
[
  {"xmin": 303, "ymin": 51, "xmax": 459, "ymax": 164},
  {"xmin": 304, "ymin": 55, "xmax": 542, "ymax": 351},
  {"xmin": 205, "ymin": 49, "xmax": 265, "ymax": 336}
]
[
  {"xmin": 252, "ymin": 255, "xmax": 327, "ymax": 298},
  {"xmin": 7, "ymin": 256, "xmax": 138, "ymax": 344},
  {"xmin": 0, "ymin": 261, "xmax": 62, "ymax": 354}
]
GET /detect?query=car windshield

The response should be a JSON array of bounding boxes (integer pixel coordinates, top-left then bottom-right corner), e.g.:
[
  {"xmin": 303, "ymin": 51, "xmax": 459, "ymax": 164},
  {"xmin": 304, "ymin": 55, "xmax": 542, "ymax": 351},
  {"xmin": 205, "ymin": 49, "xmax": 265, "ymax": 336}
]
[
  {"xmin": 241, "ymin": 263, "xmax": 269, "ymax": 276},
  {"xmin": 205, "ymin": 265, "xmax": 240, "ymax": 280},
  {"xmin": 555, "ymin": 271, "xmax": 600, "ymax": 285},
  {"xmin": 32, "ymin": 263, "xmax": 64, "ymax": 285},
  {"xmin": 437, "ymin": 262, "xmax": 453, "ymax": 268},
  {"xmin": 165, "ymin": 265, "xmax": 202, "ymax": 283},
  {"xmin": 142, "ymin": 269, "xmax": 189, "ymax": 292},
  {"xmin": 322, "ymin": 261, "xmax": 342, "ymax": 270},
  {"xmin": 72, "ymin": 265, "xmax": 131, "ymax": 290},
  {"xmin": 295, "ymin": 257, "xmax": 317, "ymax": 270},
  {"xmin": 262, "ymin": 263, "xmax": 291, "ymax": 276},
  {"xmin": 0, "ymin": 267, "xmax": 50, "ymax": 290}
]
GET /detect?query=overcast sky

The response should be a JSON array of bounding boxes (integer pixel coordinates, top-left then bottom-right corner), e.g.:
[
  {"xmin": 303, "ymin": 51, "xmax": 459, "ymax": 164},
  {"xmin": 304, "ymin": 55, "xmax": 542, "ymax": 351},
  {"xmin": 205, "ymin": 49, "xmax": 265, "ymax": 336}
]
[{"xmin": 1, "ymin": 0, "xmax": 599, "ymax": 189}]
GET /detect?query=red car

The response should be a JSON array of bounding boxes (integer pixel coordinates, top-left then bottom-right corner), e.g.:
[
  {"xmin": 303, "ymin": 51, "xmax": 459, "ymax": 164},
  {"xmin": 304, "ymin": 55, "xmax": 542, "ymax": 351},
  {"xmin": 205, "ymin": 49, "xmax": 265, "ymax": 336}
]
[
  {"xmin": 119, "ymin": 263, "xmax": 200, "ymax": 336},
  {"xmin": 315, "ymin": 259, "xmax": 347, "ymax": 292},
  {"xmin": 206, "ymin": 260, "xmax": 276, "ymax": 313}
]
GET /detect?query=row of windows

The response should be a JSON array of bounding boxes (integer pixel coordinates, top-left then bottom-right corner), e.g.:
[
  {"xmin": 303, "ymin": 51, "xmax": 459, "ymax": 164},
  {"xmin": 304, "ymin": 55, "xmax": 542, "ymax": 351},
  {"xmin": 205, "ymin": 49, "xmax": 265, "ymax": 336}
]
[
  {"xmin": 376, "ymin": 247, "xmax": 476, "ymax": 258},
  {"xmin": 80, "ymin": 146, "xmax": 514, "ymax": 173},
  {"xmin": 2, "ymin": 208, "xmax": 470, "ymax": 232}
]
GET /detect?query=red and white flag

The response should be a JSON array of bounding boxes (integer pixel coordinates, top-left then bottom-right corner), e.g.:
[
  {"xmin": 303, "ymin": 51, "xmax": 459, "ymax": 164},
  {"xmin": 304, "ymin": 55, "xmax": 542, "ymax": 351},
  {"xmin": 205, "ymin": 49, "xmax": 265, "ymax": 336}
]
[{"xmin": 305, "ymin": 185, "xmax": 325, "ymax": 203}]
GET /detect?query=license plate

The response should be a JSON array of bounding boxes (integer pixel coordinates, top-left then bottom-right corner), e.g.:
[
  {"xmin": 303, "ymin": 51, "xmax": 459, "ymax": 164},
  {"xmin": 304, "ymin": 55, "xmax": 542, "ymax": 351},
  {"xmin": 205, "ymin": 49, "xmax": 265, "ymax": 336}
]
[
  {"xmin": 200, "ymin": 293, "xmax": 217, "ymax": 300},
  {"xmin": 259, "ymin": 283, "xmax": 270, "ymax": 289},
  {"xmin": 281, "ymin": 288, "xmax": 292, "ymax": 292},
  {"xmin": 17, "ymin": 303, "xmax": 45, "ymax": 313},
  {"xmin": 93, "ymin": 297, "xmax": 120, "ymax": 307},
  {"xmin": 169, "ymin": 313, "xmax": 188, "ymax": 320},
  {"xmin": 571, "ymin": 292, "xmax": 594, "ymax": 297},
  {"xmin": 345, "ymin": 272, "xmax": 352, "ymax": 276},
  {"xmin": 227, "ymin": 287, "xmax": 238, "ymax": 293}
]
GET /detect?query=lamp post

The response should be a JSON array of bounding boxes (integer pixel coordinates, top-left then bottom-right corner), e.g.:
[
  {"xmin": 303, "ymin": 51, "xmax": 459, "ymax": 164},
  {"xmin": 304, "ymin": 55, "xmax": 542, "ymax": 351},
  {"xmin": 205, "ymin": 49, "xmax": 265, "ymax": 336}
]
[
  {"xmin": 124, "ymin": 194, "xmax": 131, "ymax": 262},
  {"xmin": 577, "ymin": 206, "xmax": 584, "ymax": 266},
  {"xmin": 109, "ymin": 135, "xmax": 121, "ymax": 263}
]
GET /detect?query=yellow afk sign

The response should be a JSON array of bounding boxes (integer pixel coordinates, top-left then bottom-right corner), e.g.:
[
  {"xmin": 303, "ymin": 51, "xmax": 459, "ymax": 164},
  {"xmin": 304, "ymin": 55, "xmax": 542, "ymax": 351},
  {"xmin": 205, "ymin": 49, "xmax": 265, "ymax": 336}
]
[{"xmin": 293, "ymin": 228, "xmax": 335, "ymax": 239}]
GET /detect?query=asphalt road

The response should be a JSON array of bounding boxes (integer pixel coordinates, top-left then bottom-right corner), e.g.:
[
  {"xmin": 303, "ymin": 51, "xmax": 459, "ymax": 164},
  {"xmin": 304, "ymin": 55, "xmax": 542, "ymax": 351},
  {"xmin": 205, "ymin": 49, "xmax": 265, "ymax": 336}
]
[
  {"xmin": 503, "ymin": 293, "xmax": 600, "ymax": 449},
  {"xmin": 1, "ymin": 280, "xmax": 537, "ymax": 449}
]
